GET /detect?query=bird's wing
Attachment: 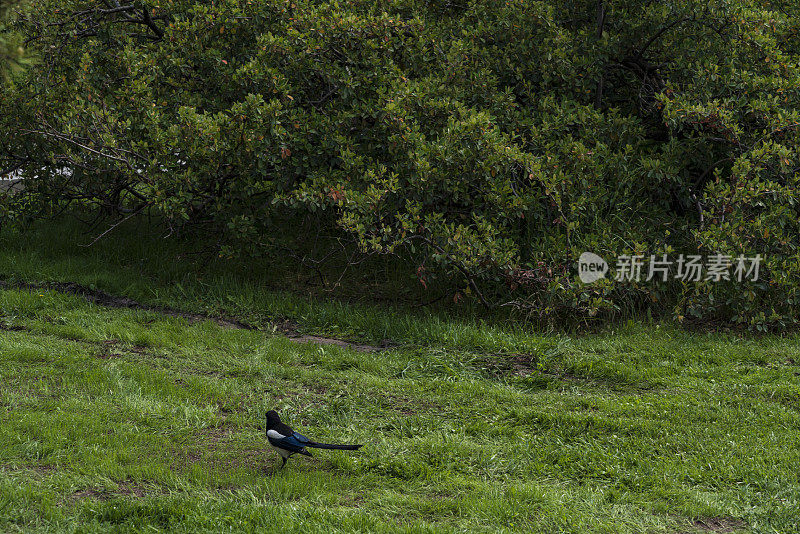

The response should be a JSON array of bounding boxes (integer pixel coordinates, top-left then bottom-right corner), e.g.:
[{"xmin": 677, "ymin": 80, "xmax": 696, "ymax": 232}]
[
  {"xmin": 291, "ymin": 431, "xmax": 312, "ymax": 445},
  {"xmin": 274, "ymin": 421, "xmax": 314, "ymax": 446},
  {"xmin": 267, "ymin": 429, "xmax": 308, "ymax": 453}
]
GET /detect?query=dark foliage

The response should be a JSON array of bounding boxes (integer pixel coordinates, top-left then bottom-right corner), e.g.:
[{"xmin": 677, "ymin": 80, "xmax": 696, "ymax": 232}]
[{"xmin": 2, "ymin": 0, "xmax": 799, "ymax": 328}]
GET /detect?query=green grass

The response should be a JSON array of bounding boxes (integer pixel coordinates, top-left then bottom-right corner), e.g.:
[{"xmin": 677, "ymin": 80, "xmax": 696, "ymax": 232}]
[
  {"xmin": 1, "ymin": 289, "xmax": 799, "ymax": 532},
  {"xmin": 0, "ymin": 218, "xmax": 799, "ymax": 532},
  {"xmin": 0, "ymin": 216, "xmax": 559, "ymax": 348}
]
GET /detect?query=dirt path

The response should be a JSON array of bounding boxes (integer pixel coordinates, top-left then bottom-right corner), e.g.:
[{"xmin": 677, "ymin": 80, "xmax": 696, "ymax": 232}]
[{"xmin": 0, "ymin": 280, "xmax": 389, "ymax": 352}]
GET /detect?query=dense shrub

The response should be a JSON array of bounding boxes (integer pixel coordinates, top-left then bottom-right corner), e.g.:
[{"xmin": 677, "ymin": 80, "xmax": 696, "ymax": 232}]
[
  {"xmin": 0, "ymin": 0, "xmax": 27, "ymax": 78},
  {"xmin": 1, "ymin": 0, "xmax": 798, "ymax": 327}
]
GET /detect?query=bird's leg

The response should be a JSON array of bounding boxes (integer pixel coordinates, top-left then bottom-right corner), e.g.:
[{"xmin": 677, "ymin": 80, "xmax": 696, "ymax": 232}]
[{"xmin": 281, "ymin": 457, "xmax": 287, "ymax": 469}]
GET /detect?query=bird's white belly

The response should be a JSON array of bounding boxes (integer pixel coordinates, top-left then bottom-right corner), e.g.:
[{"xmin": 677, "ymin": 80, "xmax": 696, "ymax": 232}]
[{"xmin": 270, "ymin": 443, "xmax": 292, "ymax": 459}]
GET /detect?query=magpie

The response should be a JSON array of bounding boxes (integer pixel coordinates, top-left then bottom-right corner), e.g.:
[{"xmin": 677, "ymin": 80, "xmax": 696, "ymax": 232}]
[{"xmin": 265, "ymin": 410, "xmax": 362, "ymax": 467}]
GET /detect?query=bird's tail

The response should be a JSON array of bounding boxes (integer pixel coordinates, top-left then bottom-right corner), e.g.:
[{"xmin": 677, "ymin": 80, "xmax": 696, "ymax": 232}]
[{"xmin": 306, "ymin": 442, "xmax": 362, "ymax": 450}]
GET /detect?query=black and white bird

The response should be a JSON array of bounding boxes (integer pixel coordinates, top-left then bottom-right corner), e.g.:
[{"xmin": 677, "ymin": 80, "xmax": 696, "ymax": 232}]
[{"xmin": 265, "ymin": 410, "xmax": 362, "ymax": 467}]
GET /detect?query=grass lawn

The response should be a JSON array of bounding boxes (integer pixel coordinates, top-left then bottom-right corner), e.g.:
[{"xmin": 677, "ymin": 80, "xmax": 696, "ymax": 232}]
[{"xmin": 0, "ymin": 220, "xmax": 799, "ymax": 532}]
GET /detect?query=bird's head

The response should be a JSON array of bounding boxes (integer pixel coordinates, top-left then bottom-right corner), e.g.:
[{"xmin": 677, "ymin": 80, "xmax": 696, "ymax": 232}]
[{"xmin": 265, "ymin": 410, "xmax": 281, "ymax": 430}]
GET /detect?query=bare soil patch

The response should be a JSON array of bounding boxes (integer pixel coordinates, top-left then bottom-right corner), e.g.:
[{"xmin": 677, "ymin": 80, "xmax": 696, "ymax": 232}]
[
  {"xmin": 690, "ymin": 516, "xmax": 747, "ymax": 533},
  {"xmin": 67, "ymin": 481, "xmax": 152, "ymax": 502},
  {"xmin": 285, "ymin": 334, "xmax": 391, "ymax": 353},
  {"xmin": 477, "ymin": 353, "xmax": 538, "ymax": 377},
  {"xmin": 0, "ymin": 280, "xmax": 394, "ymax": 352},
  {"xmin": 0, "ymin": 280, "xmax": 253, "ymax": 329}
]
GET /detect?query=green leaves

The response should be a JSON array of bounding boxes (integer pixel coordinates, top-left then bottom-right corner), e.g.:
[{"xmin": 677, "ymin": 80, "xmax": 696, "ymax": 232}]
[
  {"xmin": 0, "ymin": 0, "xmax": 30, "ymax": 81},
  {"xmin": 2, "ymin": 0, "xmax": 799, "ymax": 326}
]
